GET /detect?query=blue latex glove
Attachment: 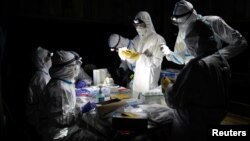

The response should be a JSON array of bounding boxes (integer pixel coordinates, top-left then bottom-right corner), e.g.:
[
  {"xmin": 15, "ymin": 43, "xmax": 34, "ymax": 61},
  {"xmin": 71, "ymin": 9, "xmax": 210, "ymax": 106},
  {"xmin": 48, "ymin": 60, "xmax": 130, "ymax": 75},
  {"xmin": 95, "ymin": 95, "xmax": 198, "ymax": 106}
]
[
  {"xmin": 75, "ymin": 88, "xmax": 90, "ymax": 97},
  {"xmin": 75, "ymin": 80, "xmax": 87, "ymax": 88},
  {"xmin": 81, "ymin": 102, "xmax": 96, "ymax": 113}
]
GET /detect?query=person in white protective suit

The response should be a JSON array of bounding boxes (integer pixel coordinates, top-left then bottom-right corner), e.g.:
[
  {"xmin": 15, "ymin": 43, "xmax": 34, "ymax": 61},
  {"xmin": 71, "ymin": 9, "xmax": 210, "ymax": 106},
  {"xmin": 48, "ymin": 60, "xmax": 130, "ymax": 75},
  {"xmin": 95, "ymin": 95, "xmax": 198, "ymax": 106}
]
[
  {"xmin": 119, "ymin": 11, "xmax": 166, "ymax": 95},
  {"xmin": 161, "ymin": 0, "xmax": 247, "ymax": 141},
  {"xmin": 161, "ymin": 0, "xmax": 248, "ymax": 65},
  {"xmin": 26, "ymin": 46, "xmax": 52, "ymax": 129},
  {"xmin": 108, "ymin": 34, "xmax": 136, "ymax": 88},
  {"xmin": 39, "ymin": 50, "xmax": 107, "ymax": 141}
]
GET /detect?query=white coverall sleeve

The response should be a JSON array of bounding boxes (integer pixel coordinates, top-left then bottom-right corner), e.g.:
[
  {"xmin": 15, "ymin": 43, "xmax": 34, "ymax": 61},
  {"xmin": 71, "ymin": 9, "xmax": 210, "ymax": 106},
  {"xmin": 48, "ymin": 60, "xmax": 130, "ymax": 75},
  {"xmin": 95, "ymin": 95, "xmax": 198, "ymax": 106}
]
[
  {"xmin": 211, "ymin": 16, "xmax": 248, "ymax": 59},
  {"xmin": 138, "ymin": 35, "xmax": 165, "ymax": 69},
  {"xmin": 167, "ymin": 50, "xmax": 194, "ymax": 65},
  {"xmin": 167, "ymin": 51, "xmax": 185, "ymax": 65}
]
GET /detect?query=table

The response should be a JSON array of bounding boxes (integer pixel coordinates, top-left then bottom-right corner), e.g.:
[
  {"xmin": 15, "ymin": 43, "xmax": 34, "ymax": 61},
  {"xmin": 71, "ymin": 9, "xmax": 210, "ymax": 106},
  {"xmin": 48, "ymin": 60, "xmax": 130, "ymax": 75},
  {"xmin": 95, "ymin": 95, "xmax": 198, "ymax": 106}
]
[{"xmin": 76, "ymin": 86, "xmax": 173, "ymax": 140}]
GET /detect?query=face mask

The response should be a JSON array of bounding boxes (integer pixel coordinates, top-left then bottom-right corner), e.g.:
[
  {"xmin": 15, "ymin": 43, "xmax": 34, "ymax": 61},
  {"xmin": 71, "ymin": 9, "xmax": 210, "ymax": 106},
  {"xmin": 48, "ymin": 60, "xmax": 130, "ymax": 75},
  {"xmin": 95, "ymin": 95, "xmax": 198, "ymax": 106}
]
[
  {"xmin": 134, "ymin": 18, "xmax": 147, "ymax": 37},
  {"xmin": 44, "ymin": 55, "xmax": 52, "ymax": 69},
  {"xmin": 46, "ymin": 59, "xmax": 52, "ymax": 69},
  {"xmin": 74, "ymin": 64, "xmax": 81, "ymax": 78},
  {"xmin": 136, "ymin": 26, "xmax": 147, "ymax": 37}
]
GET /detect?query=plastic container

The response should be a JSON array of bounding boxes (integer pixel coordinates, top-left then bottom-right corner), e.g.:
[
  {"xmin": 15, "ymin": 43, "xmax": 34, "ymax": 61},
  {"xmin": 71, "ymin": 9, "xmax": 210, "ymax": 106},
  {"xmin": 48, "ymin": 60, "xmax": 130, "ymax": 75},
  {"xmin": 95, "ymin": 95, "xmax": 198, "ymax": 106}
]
[
  {"xmin": 140, "ymin": 86, "xmax": 165, "ymax": 105},
  {"xmin": 140, "ymin": 93, "xmax": 164, "ymax": 105},
  {"xmin": 160, "ymin": 68, "xmax": 180, "ymax": 81}
]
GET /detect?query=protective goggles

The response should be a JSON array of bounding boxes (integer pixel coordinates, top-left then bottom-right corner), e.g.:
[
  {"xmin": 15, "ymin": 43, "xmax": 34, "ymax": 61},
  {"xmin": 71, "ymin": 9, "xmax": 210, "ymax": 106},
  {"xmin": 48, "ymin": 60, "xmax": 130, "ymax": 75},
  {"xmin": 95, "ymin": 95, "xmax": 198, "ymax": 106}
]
[
  {"xmin": 76, "ymin": 57, "xmax": 82, "ymax": 65},
  {"xmin": 70, "ymin": 51, "xmax": 82, "ymax": 65},
  {"xmin": 133, "ymin": 18, "xmax": 146, "ymax": 28},
  {"xmin": 171, "ymin": 9, "xmax": 194, "ymax": 20},
  {"xmin": 53, "ymin": 54, "xmax": 82, "ymax": 67}
]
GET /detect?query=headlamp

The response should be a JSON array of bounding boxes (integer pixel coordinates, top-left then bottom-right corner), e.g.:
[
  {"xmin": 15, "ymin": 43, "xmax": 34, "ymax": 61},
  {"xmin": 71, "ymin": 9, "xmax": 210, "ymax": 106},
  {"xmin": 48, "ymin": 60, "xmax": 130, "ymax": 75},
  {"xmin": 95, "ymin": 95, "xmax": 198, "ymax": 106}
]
[{"xmin": 133, "ymin": 18, "xmax": 146, "ymax": 28}]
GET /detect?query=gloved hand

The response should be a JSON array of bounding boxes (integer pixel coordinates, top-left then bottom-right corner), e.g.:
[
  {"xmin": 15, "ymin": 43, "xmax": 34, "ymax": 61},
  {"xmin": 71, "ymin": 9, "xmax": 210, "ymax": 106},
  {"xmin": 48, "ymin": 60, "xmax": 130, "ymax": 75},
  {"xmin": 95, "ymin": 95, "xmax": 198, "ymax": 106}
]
[
  {"xmin": 118, "ymin": 47, "xmax": 128, "ymax": 60},
  {"xmin": 75, "ymin": 80, "xmax": 87, "ymax": 88},
  {"xmin": 81, "ymin": 102, "xmax": 96, "ymax": 113},
  {"xmin": 75, "ymin": 88, "xmax": 90, "ymax": 97},
  {"xmin": 120, "ymin": 49, "xmax": 140, "ymax": 61},
  {"xmin": 160, "ymin": 44, "xmax": 172, "ymax": 55},
  {"xmin": 161, "ymin": 76, "xmax": 172, "ymax": 94}
]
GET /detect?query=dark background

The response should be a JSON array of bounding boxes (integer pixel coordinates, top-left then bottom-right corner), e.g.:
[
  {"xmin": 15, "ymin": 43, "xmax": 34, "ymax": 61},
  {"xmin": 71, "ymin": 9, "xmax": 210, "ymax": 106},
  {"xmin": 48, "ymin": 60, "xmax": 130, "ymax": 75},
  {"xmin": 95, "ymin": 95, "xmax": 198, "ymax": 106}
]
[{"xmin": 0, "ymin": 0, "xmax": 250, "ymax": 140}]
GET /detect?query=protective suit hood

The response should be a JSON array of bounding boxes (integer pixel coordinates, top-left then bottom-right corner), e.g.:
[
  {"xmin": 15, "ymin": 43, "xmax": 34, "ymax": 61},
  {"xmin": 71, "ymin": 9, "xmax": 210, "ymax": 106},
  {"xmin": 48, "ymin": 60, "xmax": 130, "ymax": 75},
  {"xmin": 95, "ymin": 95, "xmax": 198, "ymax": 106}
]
[
  {"xmin": 173, "ymin": 0, "xmax": 193, "ymax": 16},
  {"xmin": 32, "ymin": 46, "xmax": 52, "ymax": 72},
  {"xmin": 49, "ymin": 50, "xmax": 78, "ymax": 82},
  {"xmin": 134, "ymin": 11, "xmax": 155, "ymax": 37},
  {"xmin": 108, "ymin": 34, "xmax": 131, "ymax": 51},
  {"xmin": 172, "ymin": 0, "xmax": 197, "ymax": 30}
]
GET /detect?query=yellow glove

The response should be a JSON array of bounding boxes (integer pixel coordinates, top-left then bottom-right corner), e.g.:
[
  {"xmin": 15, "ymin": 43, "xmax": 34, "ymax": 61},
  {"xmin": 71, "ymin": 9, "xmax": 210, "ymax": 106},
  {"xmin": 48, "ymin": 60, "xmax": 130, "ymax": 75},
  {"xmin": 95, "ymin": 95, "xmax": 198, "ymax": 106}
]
[
  {"xmin": 120, "ymin": 50, "xmax": 140, "ymax": 61},
  {"xmin": 161, "ymin": 76, "xmax": 172, "ymax": 94}
]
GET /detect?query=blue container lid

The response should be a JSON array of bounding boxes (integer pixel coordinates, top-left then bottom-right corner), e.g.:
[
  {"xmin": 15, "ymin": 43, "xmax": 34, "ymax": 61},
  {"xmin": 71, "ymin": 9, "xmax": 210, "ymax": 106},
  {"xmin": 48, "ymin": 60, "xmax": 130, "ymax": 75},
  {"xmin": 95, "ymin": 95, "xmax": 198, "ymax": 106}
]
[{"xmin": 160, "ymin": 69, "xmax": 180, "ymax": 80}]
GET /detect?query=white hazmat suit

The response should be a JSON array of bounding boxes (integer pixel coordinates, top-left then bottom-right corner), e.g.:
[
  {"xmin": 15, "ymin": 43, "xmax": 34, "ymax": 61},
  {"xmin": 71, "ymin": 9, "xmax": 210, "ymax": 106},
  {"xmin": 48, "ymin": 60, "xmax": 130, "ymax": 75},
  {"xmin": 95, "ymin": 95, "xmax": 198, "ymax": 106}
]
[
  {"xmin": 39, "ymin": 50, "xmax": 104, "ymax": 141},
  {"xmin": 162, "ymin": 0, "xmax": 247, "ymax": 65},
  {"xmin": 119, "ymin": 11, "xmax": 165, "ymax": 94},
  {"xmin": 26, "ymin": 46, "xmax": 52, "ymax": 128}
]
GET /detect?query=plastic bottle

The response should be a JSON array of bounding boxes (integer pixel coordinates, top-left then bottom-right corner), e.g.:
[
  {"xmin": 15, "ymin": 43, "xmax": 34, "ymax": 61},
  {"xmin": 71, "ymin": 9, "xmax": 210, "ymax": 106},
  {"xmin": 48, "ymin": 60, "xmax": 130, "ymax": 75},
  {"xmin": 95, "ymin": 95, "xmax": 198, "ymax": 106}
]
[{"xmin": 97, "ymin": 86, "xmax": 105, "ymax": 103}]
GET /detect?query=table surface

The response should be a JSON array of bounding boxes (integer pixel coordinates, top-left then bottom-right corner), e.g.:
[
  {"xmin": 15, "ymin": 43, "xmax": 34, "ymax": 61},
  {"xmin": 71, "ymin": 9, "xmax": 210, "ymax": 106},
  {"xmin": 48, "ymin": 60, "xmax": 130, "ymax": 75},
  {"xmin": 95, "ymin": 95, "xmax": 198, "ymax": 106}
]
[{"xmin": 77, "ymin": 86, "xmax": 173, "ymax": 139}]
